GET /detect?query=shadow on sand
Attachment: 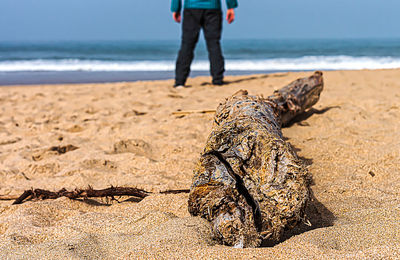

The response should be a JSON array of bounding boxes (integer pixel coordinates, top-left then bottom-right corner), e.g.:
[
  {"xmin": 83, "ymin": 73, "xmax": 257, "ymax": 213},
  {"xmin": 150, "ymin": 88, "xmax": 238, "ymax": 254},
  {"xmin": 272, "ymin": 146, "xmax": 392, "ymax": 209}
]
[
  {"xmin": 200, "ymin": 74, "xmax": 271, "ymax": 86},
  {"xmin": 285, "ymin": 106, "xmax": 341, "ymax": 127}
]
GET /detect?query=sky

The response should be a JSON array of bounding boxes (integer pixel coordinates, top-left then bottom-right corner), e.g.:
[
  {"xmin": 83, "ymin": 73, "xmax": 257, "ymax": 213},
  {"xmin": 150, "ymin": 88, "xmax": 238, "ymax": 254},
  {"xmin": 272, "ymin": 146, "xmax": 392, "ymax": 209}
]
[{"xmin": 1, "ymin": 0, "xmax": 400, "ymax": 42}]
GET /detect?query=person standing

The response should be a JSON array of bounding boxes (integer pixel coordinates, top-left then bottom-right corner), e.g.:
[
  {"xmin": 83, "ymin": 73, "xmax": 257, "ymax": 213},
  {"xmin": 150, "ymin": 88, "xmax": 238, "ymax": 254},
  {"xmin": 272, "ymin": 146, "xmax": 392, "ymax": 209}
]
[{"xmin": 171, "ymin": 0, "xmax": 238, "ymax": 87}]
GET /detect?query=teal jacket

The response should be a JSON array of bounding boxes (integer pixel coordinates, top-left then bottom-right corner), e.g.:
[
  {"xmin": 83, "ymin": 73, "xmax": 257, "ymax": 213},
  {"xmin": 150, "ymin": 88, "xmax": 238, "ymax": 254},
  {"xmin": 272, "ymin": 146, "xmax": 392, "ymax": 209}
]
[{"xmin": 171, "ymin": 0, "xmax": 238, "ymax": 12}]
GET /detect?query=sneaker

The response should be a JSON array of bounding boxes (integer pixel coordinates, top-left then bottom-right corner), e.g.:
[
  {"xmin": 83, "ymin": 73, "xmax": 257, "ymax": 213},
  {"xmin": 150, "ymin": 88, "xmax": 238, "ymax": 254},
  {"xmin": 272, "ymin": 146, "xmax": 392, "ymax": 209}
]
[
  {"xmin": 212, "ymin": 81, "xmax": 225, "ymax": 86},
  {"xmin": 173, "ymin": 84, "xmax": 185, "ymax": 89}
]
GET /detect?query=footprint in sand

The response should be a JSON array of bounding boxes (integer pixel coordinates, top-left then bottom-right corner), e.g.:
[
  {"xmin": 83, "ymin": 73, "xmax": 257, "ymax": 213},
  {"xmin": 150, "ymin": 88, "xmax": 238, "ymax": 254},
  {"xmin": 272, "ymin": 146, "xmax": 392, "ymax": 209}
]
[
  {"xmin": 24, "ymin": 162, "xmax": 61, "ymax": 177},
  {"xmin": 0, "ymin": 137, "xmax": 21, "ymax": 146},
  {"xmin": 80, "ymin": 159, "xmax": 118, "ymax": 172},
  {"xmin": 32, "ymin": 145, "xmax": 79, "ymax": 161},
  {"xmin": 112, "ymin": 139, "xmax": 156, "ymax": 161},
  {"xmin": 123, "ymin": 110, "xmax": 147, "ymax": 118},
  {"xmin": 66, "ymin": 125, "xmax": 84, "ymax": 133},
  {"xmin": 84, "ymin": 107, "xmax": 98, "ymax": 115}
]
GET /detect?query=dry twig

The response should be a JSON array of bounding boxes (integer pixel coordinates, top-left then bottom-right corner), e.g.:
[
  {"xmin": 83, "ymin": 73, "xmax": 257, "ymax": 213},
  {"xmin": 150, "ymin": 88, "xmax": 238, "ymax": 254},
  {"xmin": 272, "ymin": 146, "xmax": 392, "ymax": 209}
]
[{"xmin": 172, "ymin": 109, "xmax": 216, "ymax": 116}]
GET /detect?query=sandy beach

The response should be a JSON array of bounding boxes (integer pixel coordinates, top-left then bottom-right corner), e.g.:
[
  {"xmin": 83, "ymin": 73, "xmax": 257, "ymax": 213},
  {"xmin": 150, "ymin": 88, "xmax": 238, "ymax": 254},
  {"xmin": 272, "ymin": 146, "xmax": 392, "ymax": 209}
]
[{"xmin": 0, "ymin": 69, "xmax": 399, "ymax": 258}]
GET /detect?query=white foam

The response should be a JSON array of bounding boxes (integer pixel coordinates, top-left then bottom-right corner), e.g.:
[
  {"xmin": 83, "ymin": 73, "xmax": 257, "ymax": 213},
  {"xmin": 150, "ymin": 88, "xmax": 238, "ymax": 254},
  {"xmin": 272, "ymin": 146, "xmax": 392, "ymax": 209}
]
[
  {"xmin": 0, "ymin": 56, "xmax": 400, "ymax": 72},
  {"xmin": 224, "ymin": 56, "xmax": 400, "ymax": 71}
]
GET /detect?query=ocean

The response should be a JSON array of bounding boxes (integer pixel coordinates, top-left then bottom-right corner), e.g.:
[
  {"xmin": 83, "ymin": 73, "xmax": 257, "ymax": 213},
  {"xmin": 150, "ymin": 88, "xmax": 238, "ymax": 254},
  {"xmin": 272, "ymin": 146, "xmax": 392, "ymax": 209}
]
[{"xmin": 1, "ymin": 39, "xmax": 400, "ymax": 85}]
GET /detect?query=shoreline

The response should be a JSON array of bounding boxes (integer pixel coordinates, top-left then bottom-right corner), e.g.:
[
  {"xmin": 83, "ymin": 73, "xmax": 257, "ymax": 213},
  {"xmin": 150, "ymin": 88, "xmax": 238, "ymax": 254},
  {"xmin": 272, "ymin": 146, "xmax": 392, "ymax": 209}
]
[
  {"xmin": 0, "ymin": 68, "xmax": 396, "ymax": 86},
  {"xmin": 0, "ymin": 68, "xmax": 396, "ymax": 87},
  {"xmin": 0, "ymin": 70, "xmax": 285, "ymax": 86}
]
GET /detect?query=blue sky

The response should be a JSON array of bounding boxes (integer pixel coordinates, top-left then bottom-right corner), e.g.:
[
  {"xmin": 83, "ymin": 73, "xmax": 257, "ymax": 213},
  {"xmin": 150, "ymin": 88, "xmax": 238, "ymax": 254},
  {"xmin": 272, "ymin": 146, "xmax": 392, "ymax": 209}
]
[{"xmin": 1, "ymin": 0, "xmax": 400, "ymax": 41}]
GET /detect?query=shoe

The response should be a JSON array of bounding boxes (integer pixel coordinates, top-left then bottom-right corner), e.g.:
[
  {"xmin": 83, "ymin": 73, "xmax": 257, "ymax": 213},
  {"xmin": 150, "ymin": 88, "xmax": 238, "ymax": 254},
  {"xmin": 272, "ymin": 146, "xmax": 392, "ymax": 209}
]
[
  {"xmin": 212, "ymin": 80, "xmax": 225, "ymax": 86},
  {"xmin": 173, "ymin": 83, "xmax": 185, "ymax": 89}
]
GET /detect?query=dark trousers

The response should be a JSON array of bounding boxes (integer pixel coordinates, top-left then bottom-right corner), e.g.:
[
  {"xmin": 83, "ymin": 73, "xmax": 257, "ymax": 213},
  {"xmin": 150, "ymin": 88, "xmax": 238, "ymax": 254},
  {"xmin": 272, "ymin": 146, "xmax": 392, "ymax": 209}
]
[{"xmin": 175, "ymin": 9, "xmax": 225, "ymax": 85}]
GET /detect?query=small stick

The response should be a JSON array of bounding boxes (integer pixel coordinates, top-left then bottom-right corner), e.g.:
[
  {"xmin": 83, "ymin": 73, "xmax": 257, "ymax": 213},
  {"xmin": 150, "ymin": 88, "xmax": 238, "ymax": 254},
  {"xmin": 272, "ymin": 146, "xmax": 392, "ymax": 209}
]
[
  {"xmin": 172, "ymin": 109, "xmax": 216, "ymax": 116},
  {"xmin": 12, "ymin": 190, "xmax": 34, "ymax": 204},
  {"xmin": 0, "ymin": 195, "xmax": 20, "ymax": 201},
  {"xmin": 160, "ymin": 189, "xmax": 190, "ymax": 194}
]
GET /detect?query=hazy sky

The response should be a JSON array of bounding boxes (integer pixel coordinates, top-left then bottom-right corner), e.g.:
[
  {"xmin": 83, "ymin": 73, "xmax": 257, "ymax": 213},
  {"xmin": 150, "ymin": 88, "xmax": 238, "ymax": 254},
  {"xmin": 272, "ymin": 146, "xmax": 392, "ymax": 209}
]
[{"xmin": 1, "ymin": 0, "xmax": 400, "ymax": 41}]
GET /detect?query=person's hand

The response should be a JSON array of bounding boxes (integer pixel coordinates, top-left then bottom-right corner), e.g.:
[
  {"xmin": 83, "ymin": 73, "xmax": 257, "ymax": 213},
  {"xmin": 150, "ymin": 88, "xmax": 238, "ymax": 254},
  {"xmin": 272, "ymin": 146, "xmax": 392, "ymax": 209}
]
[
  {"xmin": 173, "ymin": 12, "xmax": 181, "ymax": 23},
  {"xmin": 226, "ymin": 8, "xmax": 235, "ymax": 24}
]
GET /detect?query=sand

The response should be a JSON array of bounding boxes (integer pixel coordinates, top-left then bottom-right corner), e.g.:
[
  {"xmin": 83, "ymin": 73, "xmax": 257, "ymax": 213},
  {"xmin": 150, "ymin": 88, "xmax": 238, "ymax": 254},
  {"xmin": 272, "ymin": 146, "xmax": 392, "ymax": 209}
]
[{"xmin": 0, "ymin": 69, "xmax": 399, "ymax": 259}]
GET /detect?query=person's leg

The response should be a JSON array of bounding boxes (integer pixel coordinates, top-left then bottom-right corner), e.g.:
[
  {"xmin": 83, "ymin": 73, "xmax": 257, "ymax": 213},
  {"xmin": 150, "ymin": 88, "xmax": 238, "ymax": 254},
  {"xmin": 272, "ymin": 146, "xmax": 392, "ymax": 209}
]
[
  {"xmin": 203, "ymin": 9, "xmax": 225, "ymax": 85},
  {"xmin": 175, "ymin": 9, "xmax": 202, "ymax": 86}
]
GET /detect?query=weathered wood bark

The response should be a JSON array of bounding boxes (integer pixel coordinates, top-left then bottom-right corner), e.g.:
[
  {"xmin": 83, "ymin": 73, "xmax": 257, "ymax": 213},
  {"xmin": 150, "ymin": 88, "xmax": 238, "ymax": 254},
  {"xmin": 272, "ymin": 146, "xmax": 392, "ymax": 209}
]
[{"xmin": 188, "ymin": 72, "xmax": 324, "ymax": 247}]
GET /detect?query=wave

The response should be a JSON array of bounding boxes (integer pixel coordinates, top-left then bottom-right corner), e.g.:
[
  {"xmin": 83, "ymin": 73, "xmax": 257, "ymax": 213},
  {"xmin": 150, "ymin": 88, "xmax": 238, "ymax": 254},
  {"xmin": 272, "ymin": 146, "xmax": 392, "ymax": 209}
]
[{"xmin": 0, "ymin": 56, "xmax": 400, "ymax": 72}]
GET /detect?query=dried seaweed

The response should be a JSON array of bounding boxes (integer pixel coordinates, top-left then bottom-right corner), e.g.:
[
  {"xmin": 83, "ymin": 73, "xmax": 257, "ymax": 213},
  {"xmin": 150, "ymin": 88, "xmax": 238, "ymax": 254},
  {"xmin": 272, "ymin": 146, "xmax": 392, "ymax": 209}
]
[{"xmin": 7, "ymin": 187, "xmax": 189, "ymax": 205}]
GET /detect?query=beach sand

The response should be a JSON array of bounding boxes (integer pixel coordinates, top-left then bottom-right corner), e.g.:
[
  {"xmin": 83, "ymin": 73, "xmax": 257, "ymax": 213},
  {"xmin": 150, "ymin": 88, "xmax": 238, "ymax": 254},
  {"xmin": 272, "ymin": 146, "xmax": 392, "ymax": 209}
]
[{"xmin": 0, "ymin": 69, "xmax": 399, "ymax": 259}]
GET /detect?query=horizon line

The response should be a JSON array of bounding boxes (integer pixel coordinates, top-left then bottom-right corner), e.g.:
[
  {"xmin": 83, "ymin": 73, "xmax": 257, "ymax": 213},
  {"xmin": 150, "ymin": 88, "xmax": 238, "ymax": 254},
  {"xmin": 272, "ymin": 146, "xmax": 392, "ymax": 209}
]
[{"xmin": 2, "ymin": 37, "xmax": 400, "ymax": 44}]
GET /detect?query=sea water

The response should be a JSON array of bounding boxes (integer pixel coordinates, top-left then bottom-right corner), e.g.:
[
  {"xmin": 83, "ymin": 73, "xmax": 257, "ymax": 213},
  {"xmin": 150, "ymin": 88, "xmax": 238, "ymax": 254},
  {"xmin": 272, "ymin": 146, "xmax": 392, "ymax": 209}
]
[{"xmin": 0, "ymin": 39, "xmax": 399, "ymax": 84}]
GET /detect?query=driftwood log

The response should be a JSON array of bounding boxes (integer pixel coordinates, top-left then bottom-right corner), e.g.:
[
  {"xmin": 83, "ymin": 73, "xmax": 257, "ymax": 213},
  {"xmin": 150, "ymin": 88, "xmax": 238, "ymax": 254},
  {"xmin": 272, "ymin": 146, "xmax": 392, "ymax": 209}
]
[{"xmin": 188, "ymin": 72, "xmax": 324, "ymax": 247}]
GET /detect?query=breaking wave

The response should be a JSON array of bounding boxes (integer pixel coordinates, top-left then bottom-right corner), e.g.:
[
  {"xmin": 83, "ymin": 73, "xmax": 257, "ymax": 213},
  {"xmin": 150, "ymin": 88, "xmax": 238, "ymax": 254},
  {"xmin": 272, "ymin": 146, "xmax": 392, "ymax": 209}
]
[{"xmin": 1, "ymin": 56, "xmax": 400, "ymax": 72}]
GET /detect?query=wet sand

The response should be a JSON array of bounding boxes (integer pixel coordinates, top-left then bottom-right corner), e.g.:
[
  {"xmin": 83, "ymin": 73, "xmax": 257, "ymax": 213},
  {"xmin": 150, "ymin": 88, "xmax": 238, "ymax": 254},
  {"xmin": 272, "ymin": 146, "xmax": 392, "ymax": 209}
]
[{"xmin": 0, "ymin": 69, "xmax": 399, "ymax": 258}]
